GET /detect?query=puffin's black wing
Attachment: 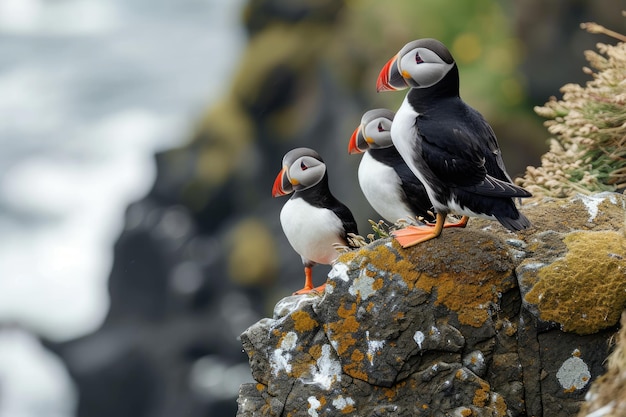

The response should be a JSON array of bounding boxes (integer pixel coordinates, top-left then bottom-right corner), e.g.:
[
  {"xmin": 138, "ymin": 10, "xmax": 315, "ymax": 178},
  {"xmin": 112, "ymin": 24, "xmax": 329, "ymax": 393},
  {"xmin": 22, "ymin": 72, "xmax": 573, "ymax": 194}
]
[
  {"xmin": 369, "ymin": 148, "xmax": 435, "ymax": 222},
  {"xmin": 393, "ymin": 162, "xmax": 436, "ymax": 222},
  {"xmin": 329, "ymin": 202, "xmax": 359, "ymax": 245},
  {"xmin": 418, "ymin": 117, "xmax": 488, "ymax": 187},
  {"xmin": 418, "ymin": 106, "xmax": 530, "ymax": 198},
  {"xmin": 465, "ymin": 106, "xmax": 516, "ymax": 184}
]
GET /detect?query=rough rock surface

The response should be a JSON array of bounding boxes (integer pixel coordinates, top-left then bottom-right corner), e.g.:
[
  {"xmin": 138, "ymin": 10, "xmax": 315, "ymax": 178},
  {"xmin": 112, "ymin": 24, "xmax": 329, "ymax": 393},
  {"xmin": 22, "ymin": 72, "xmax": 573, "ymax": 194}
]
[{"xmin": 237, "ymin": 192, "xmax": 626, "ymax": 417}]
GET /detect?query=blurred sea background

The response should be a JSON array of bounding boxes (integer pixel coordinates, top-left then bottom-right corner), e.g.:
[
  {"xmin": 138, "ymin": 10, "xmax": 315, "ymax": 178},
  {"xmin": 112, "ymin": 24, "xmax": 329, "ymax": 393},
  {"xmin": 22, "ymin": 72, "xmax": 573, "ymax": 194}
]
[{"xmin": 0, "ymin": 0, "xmax": 623, "ymax": 416}]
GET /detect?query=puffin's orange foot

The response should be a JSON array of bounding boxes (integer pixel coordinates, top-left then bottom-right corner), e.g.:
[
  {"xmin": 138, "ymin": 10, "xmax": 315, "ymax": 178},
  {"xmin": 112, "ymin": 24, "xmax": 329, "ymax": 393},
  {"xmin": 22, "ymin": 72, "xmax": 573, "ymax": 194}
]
[
  {"xmin": 391, "ymin": 225, "xmax": 440, "ymax": 248},
  {"xmin": 443, "ymin": 215, "xmax": 469, "ymax": 229},
  {"xmin": 293, "ymin": 283, "xmax": 326, "ymax": 295},
  {"xmin": 423, "ymin": 216, "xmax": 469, "ymax": 229}
]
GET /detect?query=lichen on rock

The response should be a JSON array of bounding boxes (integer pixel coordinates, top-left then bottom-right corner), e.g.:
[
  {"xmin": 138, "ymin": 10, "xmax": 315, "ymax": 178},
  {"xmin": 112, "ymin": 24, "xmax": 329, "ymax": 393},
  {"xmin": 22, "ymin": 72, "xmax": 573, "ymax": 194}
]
[
  {"xmin": 522, "ymin": 230, "xmax": 626, "ymax": 334},
  {"xmin": 239, "ymin": 229, "xmax": 525, "ymax": 416},
  {"xmin": 238, "ymin": 192, "xmax": 626, "ymax": 417}
]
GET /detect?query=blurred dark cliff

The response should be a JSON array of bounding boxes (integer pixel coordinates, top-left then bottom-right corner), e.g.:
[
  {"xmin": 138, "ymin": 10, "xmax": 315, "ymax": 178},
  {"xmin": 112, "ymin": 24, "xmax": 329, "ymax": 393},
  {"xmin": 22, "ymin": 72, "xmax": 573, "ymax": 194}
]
[{"xmin": 49, "ymin": 1, "xmax": 625, "ymax": 416}]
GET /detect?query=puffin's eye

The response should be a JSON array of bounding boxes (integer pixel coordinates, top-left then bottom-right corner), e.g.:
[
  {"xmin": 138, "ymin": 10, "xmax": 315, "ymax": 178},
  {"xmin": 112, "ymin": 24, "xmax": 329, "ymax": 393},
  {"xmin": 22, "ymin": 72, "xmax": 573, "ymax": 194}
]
[
  {"xmin": 377, "ymin": 122, "xmax": 384, "ymax": 132},
  {"xmin": 300, "ymin": 161, "xmax": 308, "ymax": 171},
  {"xmin": 415, "ymin": 52, "xmax": 424, "ymax": 64}
]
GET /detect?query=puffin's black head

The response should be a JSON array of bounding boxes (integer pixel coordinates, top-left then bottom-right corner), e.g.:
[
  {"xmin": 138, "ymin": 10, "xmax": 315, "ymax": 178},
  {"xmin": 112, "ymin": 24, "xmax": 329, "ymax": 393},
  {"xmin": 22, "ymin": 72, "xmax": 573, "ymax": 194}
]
[
  {"xmin": 377, "ymin": 38, "xmax": 456, "ymax": 92},
  {"xmin": 272, "ymin": 148, "xmax": 326, "ymax": 197},
  {"xmin": 348, "ymin": 108, "xmax": 395, "ymax": 154}
]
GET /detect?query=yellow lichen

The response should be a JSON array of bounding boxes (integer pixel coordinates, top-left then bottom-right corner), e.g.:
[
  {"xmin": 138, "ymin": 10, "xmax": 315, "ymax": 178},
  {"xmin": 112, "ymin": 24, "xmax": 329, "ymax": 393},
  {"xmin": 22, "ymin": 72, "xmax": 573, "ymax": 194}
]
[
  {"xmin": 493, "ymin": 393, "xmax": 508, "ymax": 417},
  {"xmin": 308, "ymin": 345, "xmax": 322, "ymax": 359},
  {"xmin": 325, "ymin": 303, "xmax": 359, "ymax": 356},
  {"xmin": 564, "ymin": 385, "xmax": 577, "ymax": 394},
  {"xmin": 473, "ymin": 380, "xmax": 491, "ymax": 407},
  {"xmin": 350, "ymin": 349, "xmax": 364, "ymax": 362},
  {"xmin": 524, "ymin": 230, "xmax": 626, "ymax": 334},
  {"xmin": 415, "ymin": 268, "xmax": 509, "ymax": 327},
  {"xmin": 352, "ymin": 242, "xmax": 421, "ymax": 289},
  {"xmin": 291, "ymin": 310, "xmax": 318, "ymax": 333},
  {"xmin": 343, "ymin": 361, "xmax": 368, "ymax": 382}
]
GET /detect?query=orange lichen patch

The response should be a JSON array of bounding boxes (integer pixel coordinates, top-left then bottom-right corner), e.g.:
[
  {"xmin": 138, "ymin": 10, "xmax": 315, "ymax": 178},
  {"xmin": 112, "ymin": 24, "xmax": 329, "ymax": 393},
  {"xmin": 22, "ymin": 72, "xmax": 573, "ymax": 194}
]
[
  {"xmin": 382, "ymin": 388, "xmax": 396, "ymax": 401},
  {"xmin": 274, "ymin": 331, "xmax": 288, "ymax": 348},
  {"xmin": 308, "ymin": 344, "xmax": 322, "ymax": 359},
  {"xmin": 352, "ymin": 242, "xmax": 421, "ymax": 289},
  {"xmin": 415, "ymin": 269, "xmax": 510, "ymax": 327},
  {"xmin": 288, "ymin": 358, "xmax": 311, "ymax": 378},
  {"xmin": 256, "ymin": 383, "xmax": 265, "ymax": 392},
  {"xmin": 291, "ymin": 310, "xmax": 318, "ymax": 333},
  {"xmin": 336, "ymin": 251, "xmax": 359, "ymax": 264},
  {"xmin": 460, "ymin": 408, "xmax": 473, "ymax": 417},
  {"xmin": 325, "ymin": 303, "xmax": 359, "ymax": 356},
  {"xmin": 524, "ymin": 230, "xmax": 626, "ymax": 334},
  {"xmin": 373, "ymin": 277, "xmax": 384, "ymax": 290},
  {"xmin": 563, "ymin": 385, "xmax": 577, "ymax": 393},
  {"xmin": 334, "ymin": 333, "xmax": 358, "ymax": 356},
  {"xmin": 343, "ymin": 361, "xmax": 368, "ymax": 381},
  {"xmin": 337, "ymin": 303, "xmax": 359, "ymax": 332},
  {"xmin": 351, "ymin": 349, "xmax": 365, "ymax": 362},
  {"xmin": 341, "ymin": 404, "xmax": 355, "ymax": 414},
  {"xmin": 493, "ymin": 393, "xmax": 508, "ymax": 417},
  {"xmin": 473, "ymin": 380, "xmax": 491, "ymax": 407},
  {"xmin": 504, "ymin": 321, "xmax": 517, "ymax": 337}
]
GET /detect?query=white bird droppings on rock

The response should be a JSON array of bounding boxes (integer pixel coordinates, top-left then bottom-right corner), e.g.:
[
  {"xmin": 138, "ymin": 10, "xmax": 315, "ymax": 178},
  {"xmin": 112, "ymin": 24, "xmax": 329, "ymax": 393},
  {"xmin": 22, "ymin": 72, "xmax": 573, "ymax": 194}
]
[
  {"xmin": 332, "ymin": 395, "xmax": 355, "ymax": 411},
  {"xmin": 329, "ymin": 262, "xmax": 350, "ymax": 282},
  {"xmin": 270, "ymin": 331, "xmax": 298, "ymax": 376},
  {"xmin": 366, "ymin": 331, "xmax": 385, "ymax": 365},
  {"xmin": 413, "ymin": 330, "xmax": 425, "ymax": 349},
  {"xmin": 349, "ymin": 269, "xmax": 377, "ymax": 300},
  {"xmin": 310, "ymin": 344, "xmax": 342, "ymax": 390},
  {"xmin": 307, "ymin": 397, "xmax": 321, "ymax": 417},
  {"xmin": 574, "ymin": 193, "xmax": 610, "ymax": 222}
]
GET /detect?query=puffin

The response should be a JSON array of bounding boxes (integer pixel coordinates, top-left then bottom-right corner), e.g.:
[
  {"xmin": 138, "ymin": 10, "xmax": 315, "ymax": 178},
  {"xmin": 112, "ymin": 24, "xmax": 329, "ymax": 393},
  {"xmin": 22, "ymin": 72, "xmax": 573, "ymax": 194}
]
[
  {"xmin": 348, "ymin": 108, "xmax": 436, "ymax": 224},
  {"xmin": 272, "ymin": 147, "xmax": 359, "ymax": 294},
  {"xmin": 376, "ymin": 38, "xmax": 531, "ymax": 247}
]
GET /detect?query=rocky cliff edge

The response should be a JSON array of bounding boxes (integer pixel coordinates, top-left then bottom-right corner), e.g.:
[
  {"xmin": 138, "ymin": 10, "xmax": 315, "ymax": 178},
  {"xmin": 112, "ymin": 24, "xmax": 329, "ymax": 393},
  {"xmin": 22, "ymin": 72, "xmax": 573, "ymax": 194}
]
[{"xmin": 237, "ymin": 192, "xmax": 626, "ymax": 417}]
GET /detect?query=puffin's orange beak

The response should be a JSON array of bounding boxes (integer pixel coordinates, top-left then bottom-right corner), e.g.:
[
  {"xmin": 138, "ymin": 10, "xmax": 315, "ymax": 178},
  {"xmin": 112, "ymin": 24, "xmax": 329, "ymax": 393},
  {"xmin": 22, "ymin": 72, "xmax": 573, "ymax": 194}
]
[
  {"xmin": 348, "ymin": 125, "xmax": 366, "ymax": 154},
  {"xmin": 376, "ymin": 54, "xmax": 409, "ymax": 92},
  {"xmin": 272, "ymin": 167, "xmax": 292, "ymax": 197}
]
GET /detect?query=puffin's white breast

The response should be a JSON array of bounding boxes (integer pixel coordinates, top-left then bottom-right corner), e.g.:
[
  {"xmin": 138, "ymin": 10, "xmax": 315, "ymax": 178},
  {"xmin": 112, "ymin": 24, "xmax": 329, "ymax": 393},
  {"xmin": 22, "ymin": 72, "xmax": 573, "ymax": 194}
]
[
  {"xmin": 358, "ymin": 152, "xmax": 415, "ymax": 223},
  {"xmin": 280, "ymin": 198, "xmax": 345, "ymax": 265},
  {"xmin": 391, "ymin": 96, "xmax": 442, "ymax": 209}
]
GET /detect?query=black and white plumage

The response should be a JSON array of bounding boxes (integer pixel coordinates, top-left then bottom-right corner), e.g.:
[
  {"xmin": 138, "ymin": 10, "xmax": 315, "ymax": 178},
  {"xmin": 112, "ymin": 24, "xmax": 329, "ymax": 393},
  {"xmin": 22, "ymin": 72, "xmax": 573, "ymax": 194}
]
[
  {"xmin": 376, "ymin": 38, "xmax": 531, "ymax": 247},
  {"xmin": 348, "ymin": 108, "xmax": 435, "ymax": 224},
  {"xmin": 272, "ymin": 147, "xmax": 358, "ymax": 294}
]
